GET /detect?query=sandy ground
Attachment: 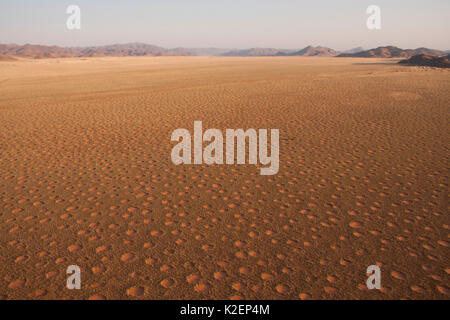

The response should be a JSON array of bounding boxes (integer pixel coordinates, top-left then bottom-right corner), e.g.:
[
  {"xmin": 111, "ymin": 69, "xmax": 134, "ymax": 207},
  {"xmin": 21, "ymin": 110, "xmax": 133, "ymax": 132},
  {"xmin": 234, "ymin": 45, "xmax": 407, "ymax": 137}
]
[{"xmin": 0, "ymin": 57, "xmax": 448, "ymax": 300}]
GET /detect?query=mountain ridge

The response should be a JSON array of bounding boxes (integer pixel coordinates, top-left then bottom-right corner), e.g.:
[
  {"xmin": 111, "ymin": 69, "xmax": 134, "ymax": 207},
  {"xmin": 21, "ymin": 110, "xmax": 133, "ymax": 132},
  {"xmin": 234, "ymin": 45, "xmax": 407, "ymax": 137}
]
[
  {"xmin": 0, "ymin": 43, "xmax": 192, "ymax": 58},
  {"xmin": 337, "ymin": 46, "xmax": 445, "ymax": 58},
  {"xmin": 221, "ymin": 46, "xmax": 338, "ymax": 57},
  {"xmin": 0, "ymin": 43, "xmax": 446, "ymax": 59},
  {"xmin": 399, "ymin": 54, "xmax": 450, "ymax": 68},
  {"xmin": 288, "ymin": 46, "xmax": 338, "ymax": 57}
]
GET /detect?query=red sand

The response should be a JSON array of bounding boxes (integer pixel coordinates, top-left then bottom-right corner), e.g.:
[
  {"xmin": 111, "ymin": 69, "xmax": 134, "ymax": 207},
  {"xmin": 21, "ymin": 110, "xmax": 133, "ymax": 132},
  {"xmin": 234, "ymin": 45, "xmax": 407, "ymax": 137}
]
[{"xmin": 0, "ymin": 57, "xmax": 448, "ymax": 299}]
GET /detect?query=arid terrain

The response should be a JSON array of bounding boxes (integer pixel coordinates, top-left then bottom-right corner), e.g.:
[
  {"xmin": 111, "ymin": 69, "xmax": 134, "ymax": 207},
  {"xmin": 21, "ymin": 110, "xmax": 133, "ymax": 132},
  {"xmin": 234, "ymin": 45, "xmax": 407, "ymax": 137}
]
[{"xmin": 0, "ymin": 57, "xmax": 448, "ymax": 300}]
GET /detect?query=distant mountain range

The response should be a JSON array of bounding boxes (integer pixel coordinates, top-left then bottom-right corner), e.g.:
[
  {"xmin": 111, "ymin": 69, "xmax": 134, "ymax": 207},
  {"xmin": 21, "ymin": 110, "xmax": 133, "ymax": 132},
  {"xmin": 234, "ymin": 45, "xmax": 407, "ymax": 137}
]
[
  {"xmin": 0, "ymin": 43, "xmax": 191, "ymax": 59},
  {"xmin": 221, "ymin": 46, "xmax": 338, "ymax": 57},
  {"xmin": 185, "ymin": 48, "xmax": 232, "ymax": 56},
  {"xmin": 288, "ymin": 46, "xmax": 338, "ymax": 57},
  {"xmin": 341, "ymin": 47, "xmax": 365, "ymax": 54},
  {"xmin": 0, "ymin": 43, "xmax": 447, "ymax": 59},
  {"xmin": 337, "ymin": 46, "xmax": 446, "ymax": 58},
  {"xmin": 221, "ymin": 48, "xmax": 293, "ymax": 56}
]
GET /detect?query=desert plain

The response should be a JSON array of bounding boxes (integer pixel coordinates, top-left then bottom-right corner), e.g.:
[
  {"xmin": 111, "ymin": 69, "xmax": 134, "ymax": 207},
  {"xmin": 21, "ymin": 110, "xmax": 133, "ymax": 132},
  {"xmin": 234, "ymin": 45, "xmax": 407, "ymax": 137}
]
[{"xmin": 0, "ymin": 56, "xmax": 448, "ymax": 299}]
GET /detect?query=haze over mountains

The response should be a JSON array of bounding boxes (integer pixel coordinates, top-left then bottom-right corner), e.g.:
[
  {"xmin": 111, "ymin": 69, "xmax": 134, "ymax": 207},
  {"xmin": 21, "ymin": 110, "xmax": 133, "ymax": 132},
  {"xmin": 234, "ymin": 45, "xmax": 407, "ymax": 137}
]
[
  {"xmin": 221, "ymin": 48, "xmax": 293, "ymax": 57},
  {"xmin": 0, "ymin": 43, "xmax": 447, "ymax": 59},
  {"xmin": 341, "ymin": 47, "xmax": 365, "ymax": 54}
]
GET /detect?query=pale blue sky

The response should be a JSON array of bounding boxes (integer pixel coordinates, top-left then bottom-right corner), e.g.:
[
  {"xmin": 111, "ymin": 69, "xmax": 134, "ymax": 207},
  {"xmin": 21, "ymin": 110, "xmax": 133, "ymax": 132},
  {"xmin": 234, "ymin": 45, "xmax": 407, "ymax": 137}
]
[{"xmin": 0, "ymin": 0, "xmax": 449, "ymax": 50}]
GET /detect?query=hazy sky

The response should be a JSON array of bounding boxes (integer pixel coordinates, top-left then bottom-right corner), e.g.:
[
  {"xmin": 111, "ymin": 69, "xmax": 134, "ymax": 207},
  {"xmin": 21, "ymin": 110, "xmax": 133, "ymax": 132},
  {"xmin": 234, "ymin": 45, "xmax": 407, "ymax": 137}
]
[{"xmin": 0, "ymin": 0, "xmax": 449, "ymax": 50}]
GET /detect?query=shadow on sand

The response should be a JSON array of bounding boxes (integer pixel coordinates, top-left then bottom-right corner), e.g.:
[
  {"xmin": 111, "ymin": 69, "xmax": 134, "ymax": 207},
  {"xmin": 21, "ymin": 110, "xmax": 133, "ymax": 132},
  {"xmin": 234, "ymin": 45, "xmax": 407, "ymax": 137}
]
[{"xmin": 352, "ymin": 61, "xmax": 400, "ymax": 66}]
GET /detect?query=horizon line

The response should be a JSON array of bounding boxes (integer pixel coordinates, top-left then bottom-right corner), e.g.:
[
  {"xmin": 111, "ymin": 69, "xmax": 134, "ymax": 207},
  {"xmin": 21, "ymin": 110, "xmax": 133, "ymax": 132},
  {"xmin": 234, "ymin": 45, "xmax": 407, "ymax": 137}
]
[{"xmin": 1, "ymin": 42, "xmax": 449, "ymax": 52}]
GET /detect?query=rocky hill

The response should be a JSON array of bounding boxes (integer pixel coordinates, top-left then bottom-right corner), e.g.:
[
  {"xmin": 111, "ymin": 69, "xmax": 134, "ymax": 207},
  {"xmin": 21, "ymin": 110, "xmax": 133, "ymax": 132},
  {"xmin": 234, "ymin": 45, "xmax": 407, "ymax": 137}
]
[
  {"xmin": 0, "ymin": 43, "xmax": 191, "ymax": 59},
  {"xmin": 338, "ymin": 46, "xmax": 445, "ymax": 58},
  {"xmin": 399, "ymin": 54, "xmax": 450, "ymax": 68}
]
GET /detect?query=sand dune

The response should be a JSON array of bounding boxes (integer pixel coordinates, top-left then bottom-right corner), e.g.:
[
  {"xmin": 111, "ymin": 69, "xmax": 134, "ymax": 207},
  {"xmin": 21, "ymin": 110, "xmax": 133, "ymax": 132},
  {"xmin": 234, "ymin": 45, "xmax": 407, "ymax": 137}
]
[{"xmin": 0, "ymin": 57, "xmax": 448, "ymax": 300}]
